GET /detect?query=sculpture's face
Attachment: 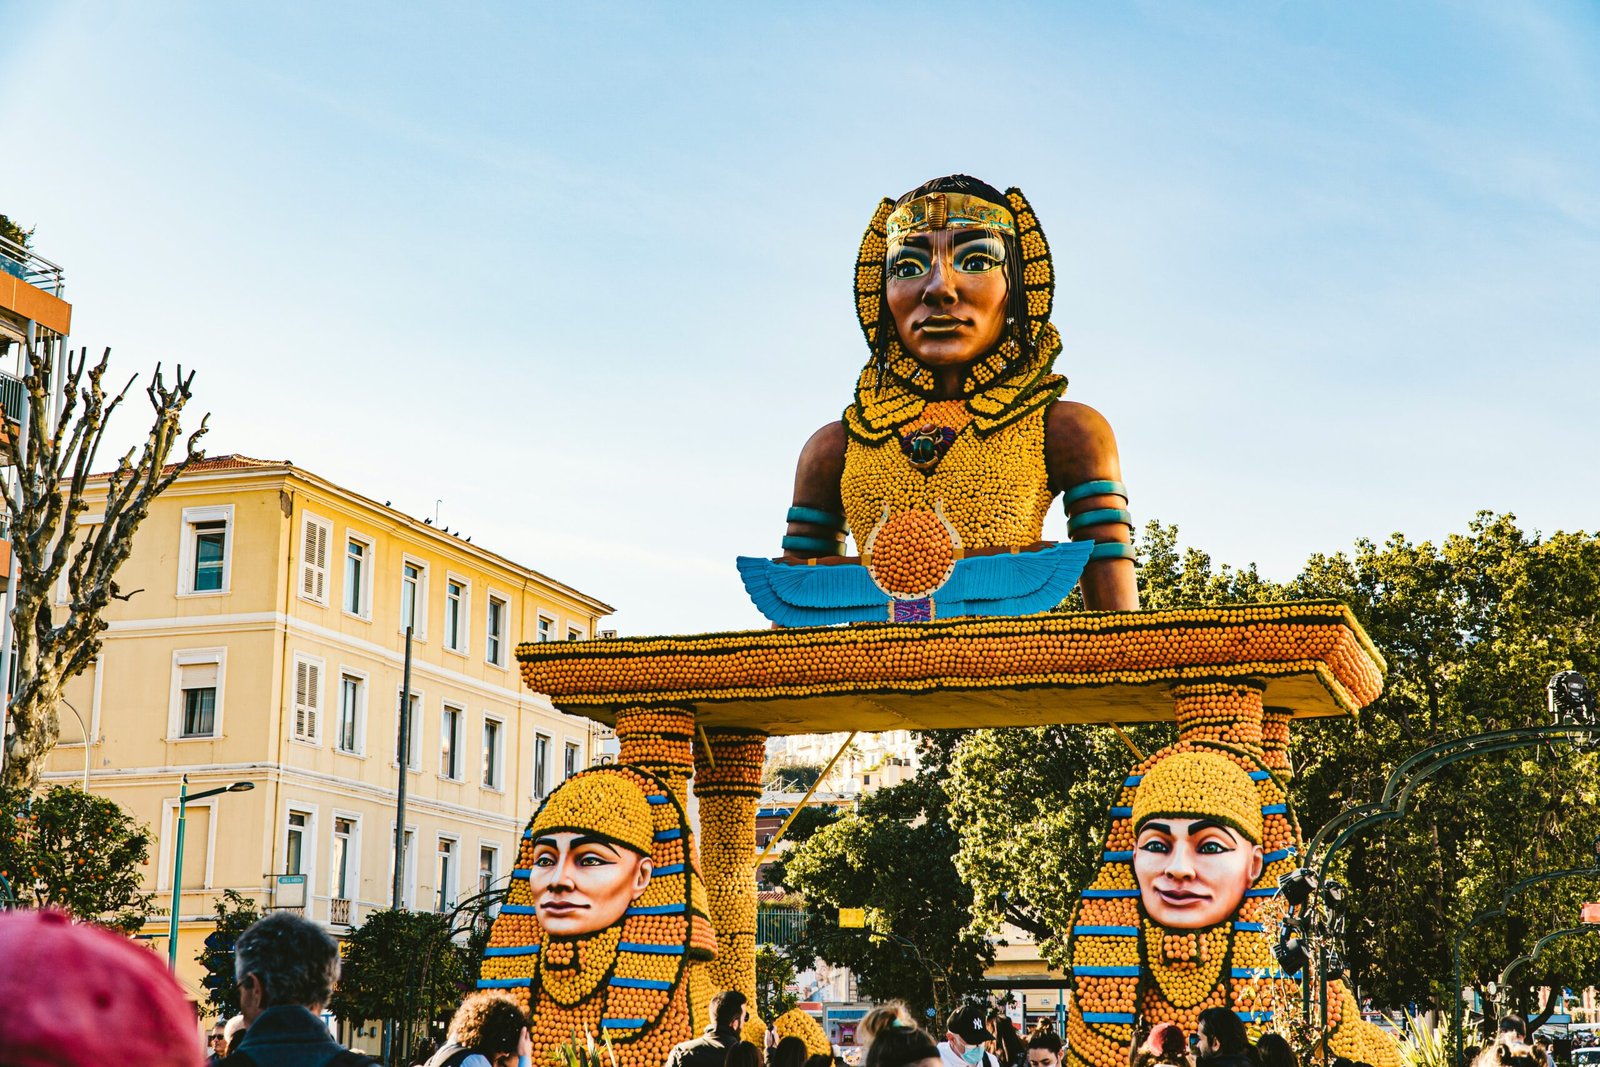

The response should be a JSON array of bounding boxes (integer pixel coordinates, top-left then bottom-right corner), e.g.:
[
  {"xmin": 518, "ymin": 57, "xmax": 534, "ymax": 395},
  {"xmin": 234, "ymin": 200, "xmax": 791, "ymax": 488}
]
[
  {"xmin": 1133, "ymin": 817, "xmax": 1264, "ymax": 929},
  {"xmin": 529, "ymin": 832, "xmax": 653, "ymax": 936},
  {"xmin": 886, "ymin": 227, "xmax": 1010, "ymax": 369}
]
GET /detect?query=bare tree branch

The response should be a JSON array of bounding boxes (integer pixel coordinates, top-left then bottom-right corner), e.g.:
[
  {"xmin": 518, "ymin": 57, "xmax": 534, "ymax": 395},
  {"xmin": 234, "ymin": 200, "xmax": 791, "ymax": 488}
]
[{"xmin": 1, "ymin": 342, "xmax": 208, "ymax": 791}]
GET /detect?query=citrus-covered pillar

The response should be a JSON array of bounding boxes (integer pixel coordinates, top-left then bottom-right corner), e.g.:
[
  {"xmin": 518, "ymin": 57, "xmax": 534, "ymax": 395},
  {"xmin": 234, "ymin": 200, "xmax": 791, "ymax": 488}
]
[
  {"xmin": 615, "ymin": 705, "xmax": 695, "ymax": 806},
  {"xmin": 1261, "ymin": 705, "xmax": 1294, "ymax": 779},
  {"xmin": 1171, "ymin": 680, "xmax": 1265, "ymax": 754},
  {"xmin": 692, "ymin": 727, "xmax": 768, "ymax": 1013}
]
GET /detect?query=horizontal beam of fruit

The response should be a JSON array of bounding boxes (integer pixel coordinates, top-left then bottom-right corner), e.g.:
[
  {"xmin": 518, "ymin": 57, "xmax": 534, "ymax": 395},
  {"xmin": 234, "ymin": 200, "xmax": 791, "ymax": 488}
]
[{"xmin": 516, "ymin": 601, "xmax": 1385, "ymax": 733}]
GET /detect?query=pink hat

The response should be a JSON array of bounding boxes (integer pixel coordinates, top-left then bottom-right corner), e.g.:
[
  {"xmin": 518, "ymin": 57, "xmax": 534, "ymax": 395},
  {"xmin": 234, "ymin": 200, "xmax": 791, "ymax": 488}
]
[{"xmin": 0, "ymin": 909, "xmax": 204, "ymax": 1067}]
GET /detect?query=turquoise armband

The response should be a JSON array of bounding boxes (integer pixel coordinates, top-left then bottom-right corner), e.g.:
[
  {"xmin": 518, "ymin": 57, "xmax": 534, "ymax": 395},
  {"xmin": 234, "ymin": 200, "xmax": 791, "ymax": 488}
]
[
  {"xmin": 1061, "ymin": 479, "xmax": 1129, "ymax": 507},
  {"xmin": 786, "ymin": 506, "xmax": 847, "ymax": 531},
  {"xmin": 1088, "ymin": 542, "xmax": 1138, "ymax": 563},
  {"xmin": 781, "ymin": 534, "xmax": 845, "ymax": 554},
  {"xmin": 1067, "ymin": 507, "xmax": 1134, "ymax": 534}
]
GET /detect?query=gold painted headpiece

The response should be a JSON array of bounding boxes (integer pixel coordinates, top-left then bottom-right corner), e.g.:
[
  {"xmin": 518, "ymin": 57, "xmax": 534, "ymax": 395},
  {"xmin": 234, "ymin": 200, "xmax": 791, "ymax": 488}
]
[
  {"xmin": 1131, "ymin": 750, "xmax": 1264, "ymax": 846},
  {"xmin": 884, "ymin": 192, "xmax": 1016, "ymax": 242},
  {"xmin": 530, "ymin": 772, "xmax": 654, "ymax": 856}
]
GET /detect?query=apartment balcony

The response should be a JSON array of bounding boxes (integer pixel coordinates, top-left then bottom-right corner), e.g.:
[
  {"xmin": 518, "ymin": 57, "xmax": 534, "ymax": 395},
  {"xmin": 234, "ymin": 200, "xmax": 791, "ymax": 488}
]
[
  {"xmin": 0, "ymin": 233, "xmax": 71, "ymax": 345},
  {"xmin": 330, "ymin": 897, "xmax": 353, "ymax": 927}
]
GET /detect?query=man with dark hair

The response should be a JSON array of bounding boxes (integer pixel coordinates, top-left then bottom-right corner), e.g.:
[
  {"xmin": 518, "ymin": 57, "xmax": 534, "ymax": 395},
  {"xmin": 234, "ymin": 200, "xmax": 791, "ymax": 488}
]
[
  {"xmin": 664, "ymin": 990, "xmax": 749, "ymax": 1067},
  {"xmin": 1025, "ymin": 1031, "xmax": 1063, "ymax": 1067},
  {"xmin": 1195, "ymin": 1006, "xmax": 1254, "ymax": 1067},
  {"xmin": 1499, "ymin": 1018, "xmax": 1528, "ymax": 1044},
  {"xmin": 223, "ymin": 911, "xmax": 377, "ymax": 1067}
]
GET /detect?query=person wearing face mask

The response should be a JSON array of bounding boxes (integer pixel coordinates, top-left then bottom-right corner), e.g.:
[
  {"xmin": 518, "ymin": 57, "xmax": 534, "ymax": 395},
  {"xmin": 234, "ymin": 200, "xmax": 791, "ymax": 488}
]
[
  {"xmin": 425, "ymin": 992, "xmax": 533, "ymax": 1067},
  {"xmin": 939, "ymin": 1006, "xmax": 1001, "ymax": 1067}
]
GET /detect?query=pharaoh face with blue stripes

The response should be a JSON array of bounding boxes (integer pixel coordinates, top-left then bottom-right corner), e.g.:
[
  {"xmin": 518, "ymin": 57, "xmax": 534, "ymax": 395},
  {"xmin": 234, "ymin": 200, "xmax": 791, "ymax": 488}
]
[{"xmin": 1129, "ymin": 750, "xmax": 1266, "ymax": 930}]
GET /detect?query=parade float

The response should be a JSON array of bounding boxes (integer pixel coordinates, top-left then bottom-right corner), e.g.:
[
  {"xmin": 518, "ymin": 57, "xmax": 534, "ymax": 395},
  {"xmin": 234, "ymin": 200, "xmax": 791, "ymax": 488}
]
[{"xmin": 477, "ymin": 176, "xmax": 1400, "ymax": 1067}]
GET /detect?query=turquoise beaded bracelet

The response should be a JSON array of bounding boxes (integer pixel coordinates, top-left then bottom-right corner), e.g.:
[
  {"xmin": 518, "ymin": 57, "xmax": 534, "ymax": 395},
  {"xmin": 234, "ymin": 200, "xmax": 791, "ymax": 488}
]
[
  {"xmin": 1067, "ymin": 507, "xmax": 1134, "ymax": 534},
  {"xmin": 787, "ymin": 505, "xmax": 847, "ymax": 531},
  {"xmin": 1061, "ymin": 479, "xmax": 1129, "ymax": 507},
  {"xmin": 781, "ymin": 534, "xmax": 845, "ymax": 554}
]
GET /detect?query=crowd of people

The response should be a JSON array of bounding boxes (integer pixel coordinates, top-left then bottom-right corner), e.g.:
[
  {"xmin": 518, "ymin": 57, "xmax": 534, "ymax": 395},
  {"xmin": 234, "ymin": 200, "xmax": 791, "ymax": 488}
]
[{"xmin": 0, "ymin": 905, "xmax": 1585, "ymax": 1067}]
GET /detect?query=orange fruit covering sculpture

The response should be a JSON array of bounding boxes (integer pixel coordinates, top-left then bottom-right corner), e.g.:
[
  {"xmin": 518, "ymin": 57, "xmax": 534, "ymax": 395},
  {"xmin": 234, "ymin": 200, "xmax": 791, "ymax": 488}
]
[
  {"xmin": 477, "ymin": 764, "xmax": 717, "ymax": 1067},
  {"xmin": 1065, "ymin": 684, "xmax": 1400, "ymax": 1067}
]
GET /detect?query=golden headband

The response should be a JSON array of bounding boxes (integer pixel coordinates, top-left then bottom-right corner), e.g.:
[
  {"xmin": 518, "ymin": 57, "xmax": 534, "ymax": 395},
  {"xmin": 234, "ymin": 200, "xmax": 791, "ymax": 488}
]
[{"xmin": 884, "ymin": 192, "xmax": 1015, "ymax": 242}]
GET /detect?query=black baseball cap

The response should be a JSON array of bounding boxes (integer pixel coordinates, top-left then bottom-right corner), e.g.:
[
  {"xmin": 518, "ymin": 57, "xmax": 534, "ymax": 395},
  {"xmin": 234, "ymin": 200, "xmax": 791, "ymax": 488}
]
[{"xmin": 946, "ymin": 1006, "xmax": 995, "ymax": 1045}]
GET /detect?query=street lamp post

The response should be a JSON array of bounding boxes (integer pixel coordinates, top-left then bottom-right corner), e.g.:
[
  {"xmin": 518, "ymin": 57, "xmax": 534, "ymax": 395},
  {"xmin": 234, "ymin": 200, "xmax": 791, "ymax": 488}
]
[{"xmin": 167, "ymin": 775, "xmax": 254, "ymax": 971}]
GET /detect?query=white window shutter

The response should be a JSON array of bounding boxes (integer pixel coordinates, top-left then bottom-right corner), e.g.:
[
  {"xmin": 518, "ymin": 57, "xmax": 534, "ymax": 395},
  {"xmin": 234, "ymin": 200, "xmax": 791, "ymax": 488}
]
[
  {"xmin": 294, "ymin": 658, "xmax": 321, "ymax": 741},
  {"xmin": 300, "ymin": 518, "xmax": 329, "ymax": 603}
]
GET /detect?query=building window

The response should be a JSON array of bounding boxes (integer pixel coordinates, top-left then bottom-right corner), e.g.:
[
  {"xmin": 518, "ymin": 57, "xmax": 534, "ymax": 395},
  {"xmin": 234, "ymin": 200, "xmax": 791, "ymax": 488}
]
[
  {"xmin": 286, "ymin": 810, "xmax": 310, "ymax": 876},
  {"xmin": 331, "ymin": 817, "xmax": 357, "ymax": 901},
  {"xmin": 344, "ymin": 536, "xmax": 371, "ymax": 617},
  {"xmin": 180, "ymin": 665, "xmax": 218, "ymax": 738},
  {"xmin": 486, "ymin": 596, "xmax": 507, "ymax": 667},
  {"xmin": 337, "ymin": 673, "xmax": 365, "ymax": 754},
  {"xmin": 567, "ymin": 627, "xmax": 583, "ymax": 641},
  {"xmin": 444, "ymin": 578, "xmax": 468, "ymax": 653},
  {"xmin": 436, "ymin": 838, "xmax": 457, "ymax": 912},
  {"xmin": 180, "ymin": 506, "xmax": 233, "ymax": 596},
  {"xmin": 536, "ymin": 616, "xmax": 552, "ymax": 642},
  {"xmin": 441, "ymin": 704, "xmax": 464, "ymax": 780},
  {"xmin": 392, "ymin": 828, "xmax": 416, "ymax": 910},
  {"xmin": 479, "ymin": 845, "xmax": 499, "ymax": 895},
  {"xmin": 482, "ymin": 717, "xmax": 503, "ymax": 789},
  {"xmin": 534, "ymin": 734, "xmax": 550, "ymax": 799},
  {"xmin": 401, "ymin": 559, "xmax": 427, "ymax": 636},
  {"xmin": 171, "ymin": 651, "xmax": 225, "ymax": 739},
  {"xmin": 299, "ymin": 514, "xmax": 331, "ymax": 604},
  {"xmin": 564, "ymin": 742, "xmax": 580, "ymax": 780},
  {"xmin": 292, "ymin": 654, "xmax": 323, "ymax": 744},
  {"xmin": 398, "ymin": 689, "xmax": 422, "ymax": 771}
]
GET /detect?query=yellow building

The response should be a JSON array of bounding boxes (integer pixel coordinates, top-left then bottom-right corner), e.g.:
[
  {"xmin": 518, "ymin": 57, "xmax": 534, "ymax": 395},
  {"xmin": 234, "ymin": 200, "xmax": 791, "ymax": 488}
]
[{"xmin": 40, "ymin": 455, "xmax": 613, "ymax": 1005}]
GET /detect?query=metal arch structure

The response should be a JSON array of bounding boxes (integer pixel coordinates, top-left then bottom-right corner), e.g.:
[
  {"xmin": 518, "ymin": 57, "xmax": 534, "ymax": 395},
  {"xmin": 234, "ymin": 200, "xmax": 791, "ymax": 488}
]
[
  {"xmin": 1451, "ymin": 866, "xmax": 1600, "ymax": 1067},
  {"xmin": 1494, "ymin": 925, "xmax": 1600, "ymax": 1021},
  {"xmin": 1299, "ymin": 723, "xmax": 1600, "ymax": 1063}
]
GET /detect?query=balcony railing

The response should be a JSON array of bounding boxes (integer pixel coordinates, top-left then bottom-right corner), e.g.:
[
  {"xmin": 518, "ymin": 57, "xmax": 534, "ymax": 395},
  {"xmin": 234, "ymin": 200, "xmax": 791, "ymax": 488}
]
[
  {"xmin": 330, "ymin": 897, "xmax": 353, "ymax": 926},
  {"xmin": 0, "ymin": 372, "xmax": 23, "ymax": 425},
  {"xmin": 0, "ymin": 234, "xmax": 64, "ymax": 297},
  {"xmin": 756, "ymin": 906, "xmax": 808, "ymax": 946}
]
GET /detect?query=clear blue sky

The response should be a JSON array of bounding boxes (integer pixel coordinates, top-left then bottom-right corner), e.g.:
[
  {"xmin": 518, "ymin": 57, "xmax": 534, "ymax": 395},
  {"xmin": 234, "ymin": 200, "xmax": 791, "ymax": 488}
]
[{"xmin": 3, "ymin": 3, "xmax": 1597, "ymax": 634}]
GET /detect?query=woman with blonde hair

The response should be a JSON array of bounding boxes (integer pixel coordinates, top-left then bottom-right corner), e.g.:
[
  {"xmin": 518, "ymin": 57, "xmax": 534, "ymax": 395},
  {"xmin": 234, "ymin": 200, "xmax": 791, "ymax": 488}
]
[{"xmin": 859, "ymin": 1003, "xmax": 918, "ymax": 1047}]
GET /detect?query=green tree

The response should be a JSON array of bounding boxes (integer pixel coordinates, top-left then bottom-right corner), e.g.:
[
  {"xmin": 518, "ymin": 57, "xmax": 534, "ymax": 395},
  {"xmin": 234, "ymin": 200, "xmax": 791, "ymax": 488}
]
[
  {"xmin": 778, "ymin": 742, "xmax": 993, "ymax": 1023},
  {"xmin": 756, "ymin": 945, "xmax": 800, "ymax": 1022},
  {"xmin": 197, "ymin": 889, "xmax": 265, "ymax": 1016},
  {"xmin": 0, "ymin": 213, "xmax": 32, "ymax": 252},
  {"xmin": 765, "ymin": 761, "xmax": 826, "ymax": 792},
  {"xmin": 328, "ymin": 908, "xmax": 471, "ymax": 1056},
  {"xmin": 0, "ymin": 783, "xmax": 154, "ymax": 932}
]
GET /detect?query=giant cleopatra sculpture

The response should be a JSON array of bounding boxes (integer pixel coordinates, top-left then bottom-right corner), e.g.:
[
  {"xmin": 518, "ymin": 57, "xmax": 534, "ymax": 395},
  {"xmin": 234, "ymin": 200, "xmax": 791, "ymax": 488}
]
[{"xmin": 486, "ymin": 176, "xmax": 1400, "ymax": 1067}]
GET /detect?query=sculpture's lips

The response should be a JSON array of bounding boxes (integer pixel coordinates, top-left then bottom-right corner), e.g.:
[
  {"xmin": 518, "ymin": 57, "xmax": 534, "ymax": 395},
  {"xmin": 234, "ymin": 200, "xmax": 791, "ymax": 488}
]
[
  {"xmin": 916, "ymin": 316, "xmax": 969, "ymax": 334},
  {"xmin": 540, "ymin": 900, "xmax": 584, "ymax": 914},
  {"xmin": 1156, "ymin": 888, "xmax": 1205, "ymax": 904}
]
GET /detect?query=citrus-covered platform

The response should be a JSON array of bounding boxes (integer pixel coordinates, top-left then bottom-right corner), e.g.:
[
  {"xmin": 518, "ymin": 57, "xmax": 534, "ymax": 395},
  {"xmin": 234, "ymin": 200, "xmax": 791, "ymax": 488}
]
[{"xmin": 517, "ymin": 601, "xmax": 1385, "ymax": 733}]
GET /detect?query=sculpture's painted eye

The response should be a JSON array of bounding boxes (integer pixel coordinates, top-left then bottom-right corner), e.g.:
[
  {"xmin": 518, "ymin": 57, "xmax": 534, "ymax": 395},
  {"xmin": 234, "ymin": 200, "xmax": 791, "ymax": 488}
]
[
  {"xmin": 888, "ymin": 247, "xmax": 930, "ymax": 280},
  {"xmin": 954, "ymin": 237, "xmax": 1006, "ymax": 274}
]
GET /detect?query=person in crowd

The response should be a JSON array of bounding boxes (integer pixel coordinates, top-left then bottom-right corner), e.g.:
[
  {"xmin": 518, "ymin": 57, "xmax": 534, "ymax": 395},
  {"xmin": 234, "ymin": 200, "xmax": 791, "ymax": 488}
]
[
  {"xmin": 771, "ymin": 1036, "xmax": 811, "ymax": 1067},
  {"xmin": 1025, "ymin": 1031, "xmax": 1063, "ymax": 1067},
  {"xmin": 223, "ymin": 910, "xmax": 378, "ymax": 1066},
  {"xmin": 989, "ymin": 1015, "xmax": 1026, "ymax": 1067},
  {"xmin": 860, "ymin": 1003, "xmax": 919, "ymax": 1047},
  {"xmin": 730, "ymin": 1042, "xmax": 766, "ymax": 1067},
  {"xmin": 0, "ymin": 908, "xmax": 203, "ymax": 1067},
  {"xmin": 1477, "ymin": 1042, "xmax": 1539, "ymax": 1067},
  {"xmin": 1195, "ymin": 1007, "xmax": 1257, "ymax": 1067},
  {"xmin": 1498, "ymin": 1019, "xmax": 1528, "ymax": 1045},
  {"xmin": 867, "ymin": 1025, "xmax": 943, "ymax": 1067},
  {"xmin": 1462, "ymin": 1046, "xmax": 1482, "ymax": 1067},
  {"xmin": 208, "ymin": 1022, "xmax": 230, "ymax": 1067},
  {"xmin": 1254, "ymin": 1033, "xmax": 1296, "ymax": 1067},
  {"xmin": 667, "ymin": 991, "xmax": 751, "ymax": 1067},
  {"xmin": 939, "ymin": 1006, "xmax": 1000, "ymax": 1067},
  {"xmin": 223, "ymin": 1015, "xmax": 249, "ymax": 1058},
  {"xmin": 807, "ymin": 1055, "xmax": 837, "ymax": 1067},
  {"xmin": 1530, "ymin": 1037, "xmax": 1554, "ymax": 1067},
  {"xmin": 1132, "ymin": 1022, "xmax": 1189, "ymax": 1067},
  {"xmin": 423, "ymin": 990, "xmax": 532, "ymax": 1067}
]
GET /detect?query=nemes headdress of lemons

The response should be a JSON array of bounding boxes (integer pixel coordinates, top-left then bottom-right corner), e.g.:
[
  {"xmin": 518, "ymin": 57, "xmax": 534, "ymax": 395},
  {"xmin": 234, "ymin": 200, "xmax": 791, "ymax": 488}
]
[
  {"xmin": 529, "ymin": 772, "xmax": 654, "ymax": 856},
  {"xmin": 1131, "ymin": 750, "xmax": 1264, "ymax": 846}
]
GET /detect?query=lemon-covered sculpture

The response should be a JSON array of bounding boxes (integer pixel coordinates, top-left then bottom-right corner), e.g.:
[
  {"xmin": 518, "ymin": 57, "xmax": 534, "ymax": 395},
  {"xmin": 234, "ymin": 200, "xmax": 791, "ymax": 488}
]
[{"xmin": 739, "ymin": 175, "xmax": 1139, "ymax": 623}]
